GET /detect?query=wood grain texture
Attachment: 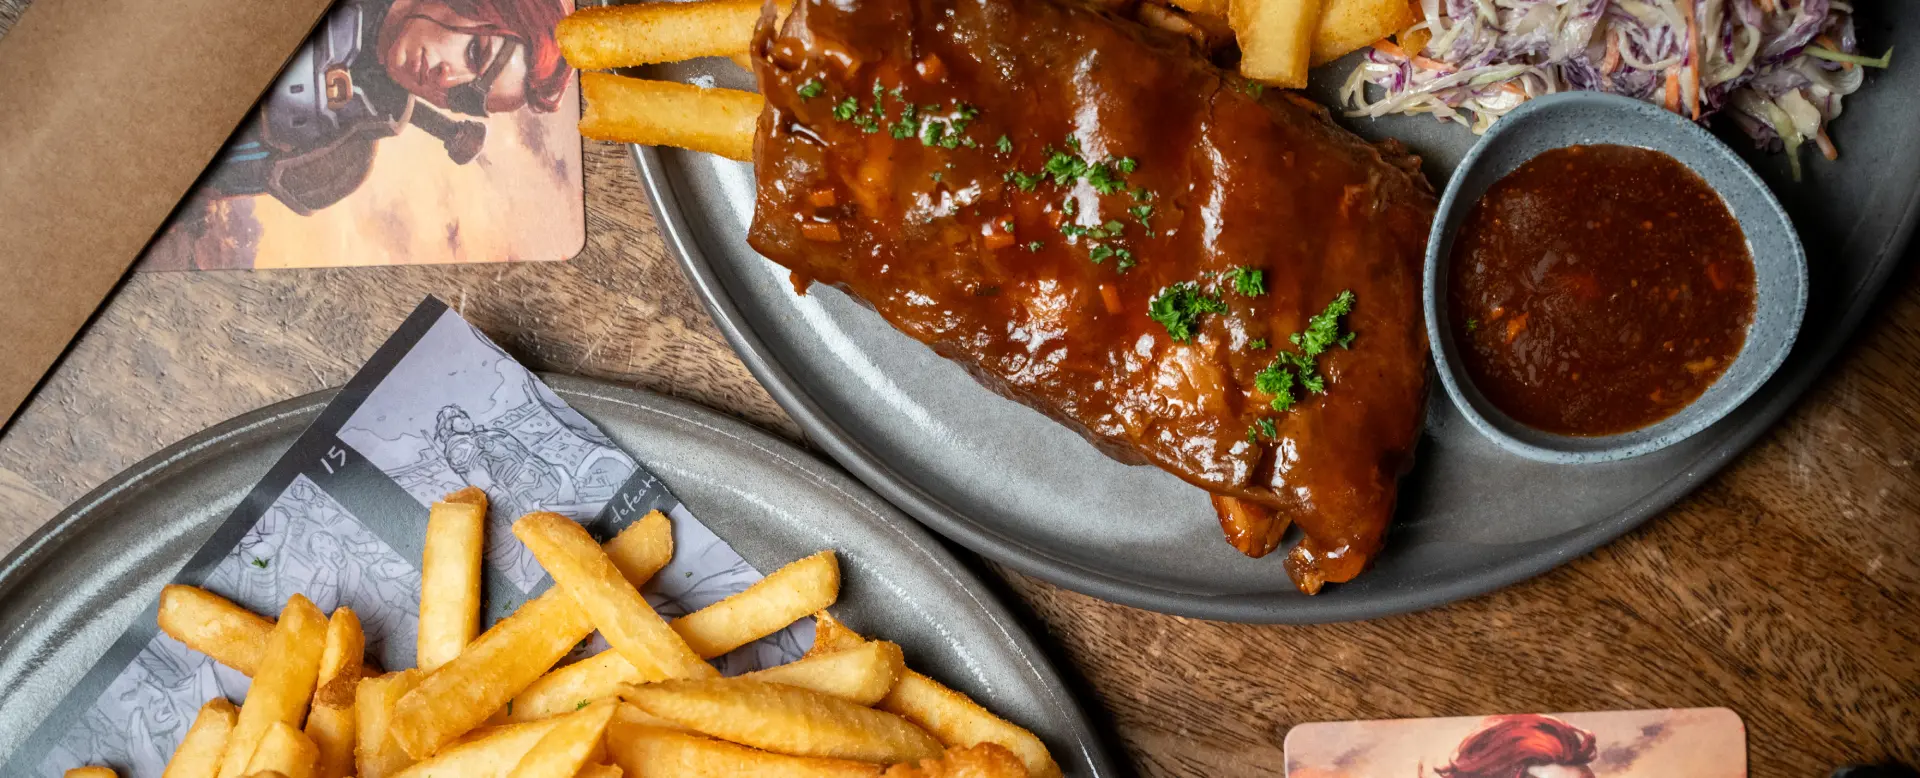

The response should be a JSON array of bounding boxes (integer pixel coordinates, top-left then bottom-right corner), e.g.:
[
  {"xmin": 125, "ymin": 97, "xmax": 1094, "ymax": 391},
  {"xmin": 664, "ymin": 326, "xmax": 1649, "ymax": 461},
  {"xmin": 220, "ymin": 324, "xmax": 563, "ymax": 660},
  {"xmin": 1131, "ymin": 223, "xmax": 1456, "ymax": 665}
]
[{"xmin": 0, "ymin": 4, "xmax": 1915, "ymax": 775}]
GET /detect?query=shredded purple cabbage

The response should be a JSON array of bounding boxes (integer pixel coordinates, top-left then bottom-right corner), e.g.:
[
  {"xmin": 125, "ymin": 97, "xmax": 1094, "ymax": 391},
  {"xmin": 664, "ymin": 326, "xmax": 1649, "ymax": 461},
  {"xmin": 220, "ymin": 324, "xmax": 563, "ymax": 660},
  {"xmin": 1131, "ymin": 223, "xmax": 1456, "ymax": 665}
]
[{"xmin": 1340, "ymin": 0, "xmax": 1886, "ymax": 177}]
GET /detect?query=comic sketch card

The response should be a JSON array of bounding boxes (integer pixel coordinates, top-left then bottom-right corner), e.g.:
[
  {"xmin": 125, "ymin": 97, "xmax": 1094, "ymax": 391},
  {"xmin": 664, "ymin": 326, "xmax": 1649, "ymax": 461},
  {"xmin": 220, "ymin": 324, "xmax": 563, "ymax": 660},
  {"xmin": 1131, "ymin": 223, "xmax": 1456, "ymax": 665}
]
[
  {"xmin": 14, "ymin": 297, "xmax": 806, "ymax": 776},
  {"xmin": 1285, "ymin": 708, "xmax": 1747, "ymax": 778},
  {"xmin": 135, "ymin": 0, "xmax": 584, "ymax": 271}
]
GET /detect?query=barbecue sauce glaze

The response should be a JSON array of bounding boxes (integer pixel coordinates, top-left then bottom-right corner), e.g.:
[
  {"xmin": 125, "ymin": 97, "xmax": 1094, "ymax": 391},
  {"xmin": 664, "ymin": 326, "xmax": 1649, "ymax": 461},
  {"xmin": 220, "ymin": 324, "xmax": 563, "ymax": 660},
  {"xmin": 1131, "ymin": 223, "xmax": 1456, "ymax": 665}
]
[{"xmin": 747, "ymin": 0, "xmax": 1435, "ymax": 591}]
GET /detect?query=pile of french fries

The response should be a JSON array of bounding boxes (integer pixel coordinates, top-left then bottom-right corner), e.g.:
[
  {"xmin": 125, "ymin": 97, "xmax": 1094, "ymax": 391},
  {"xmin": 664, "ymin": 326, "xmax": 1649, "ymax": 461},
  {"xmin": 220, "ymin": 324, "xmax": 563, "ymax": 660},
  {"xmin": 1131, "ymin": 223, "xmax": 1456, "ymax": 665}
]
[{"xmin": 64, "ymin": 487, "xmax": 1058, "ymax": 778}]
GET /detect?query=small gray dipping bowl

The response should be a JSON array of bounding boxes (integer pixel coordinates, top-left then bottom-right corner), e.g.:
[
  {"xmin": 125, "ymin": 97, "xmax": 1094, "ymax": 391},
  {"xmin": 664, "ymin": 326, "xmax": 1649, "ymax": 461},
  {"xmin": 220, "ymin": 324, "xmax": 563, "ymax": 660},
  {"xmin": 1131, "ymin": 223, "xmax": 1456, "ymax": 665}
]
[{"xmin": 1425, "ymin": 91, "xmax": 1808, "ymax": 464}]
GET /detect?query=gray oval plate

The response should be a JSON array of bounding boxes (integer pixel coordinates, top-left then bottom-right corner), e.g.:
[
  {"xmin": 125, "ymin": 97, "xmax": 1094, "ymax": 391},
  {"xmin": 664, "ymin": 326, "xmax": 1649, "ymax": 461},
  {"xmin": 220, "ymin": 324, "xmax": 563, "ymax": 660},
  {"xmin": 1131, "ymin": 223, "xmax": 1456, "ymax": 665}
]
[
  {"xmin": 0, "ymin": 377, "xmax": 1117, "ymax": 776},
  {"xmin": 633, "ymin": 7, "xmax": 1918, "ymax": 622}
]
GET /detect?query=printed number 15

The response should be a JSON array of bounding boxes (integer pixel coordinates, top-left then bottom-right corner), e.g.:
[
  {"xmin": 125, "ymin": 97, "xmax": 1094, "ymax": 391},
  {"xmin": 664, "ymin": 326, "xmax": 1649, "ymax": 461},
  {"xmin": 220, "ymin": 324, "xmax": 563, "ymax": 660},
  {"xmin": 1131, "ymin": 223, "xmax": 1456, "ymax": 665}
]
[{"xmin": 320, "ymin": 445, "xmax": 348, "ymax": 474}]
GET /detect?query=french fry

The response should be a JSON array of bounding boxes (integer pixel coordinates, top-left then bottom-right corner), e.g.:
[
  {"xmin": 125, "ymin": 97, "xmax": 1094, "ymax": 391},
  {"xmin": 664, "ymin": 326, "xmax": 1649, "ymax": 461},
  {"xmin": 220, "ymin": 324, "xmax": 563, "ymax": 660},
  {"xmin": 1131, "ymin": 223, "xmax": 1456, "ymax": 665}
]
[
  {"xmin": 391, "ymin": 718, "xmax": 564, "ymax": 778},
  {"xmin": 605, "ymin": 721, "xmax": 882, "ymax": 778},
  {"xmin": 574, "ymin": 765, "xmax": 624, "ymax": 778},
  {"xmin": 419, "ymin": 488, "xmax": 488, "ymax": 672},
  {"xmin": 504, "ymin": 699, "xmax": 618, "ymax": 778},
  {"xmin": 805, "ymin": 614, "xmax": 1060, "ymax": 778},
  {"xmin": 580, "ymin": 74, "xmax": 762, "ymax": 162},
  {"xmin": 355, "ymin": 670, "xmax": 422, "ymax": 778},
  {"xmin": 557, "ymin": 0, "xmax": 762, "ymax": 70},
  {"xmin": 306, "ymin": 609, "xmax": 363, "ymax": 778},
  {"xmin": 158, "ymin": 585, "xmax": 274, "ymax": 676},
  {"xmin": 741, "ymin": 641, "xmax": 905, "ymax": 706},
  {"xmin": 64, "ymin": 768, "xmax": 117, "ymax": 778},
  {"xmin": 604, "ymin": 510, "xmax": 673, "ymax": 589},
  {"xmin": 391, "ymin": 589, "xmax": 596, "ymax": 759},
  {"xmin": 809, "ymin": 612, "xmax": 866, "ymax": 656},
  {"xmin": 880, "ymin": 745, "xmax": 1027, "ymax": 778},
  {"xmin": 504, "ymin": 649, "xmax": 635, "ymax": 723},
  {"xmin": 164, "ymin": 698, "xmax": 238, "ymax": 778},
  {"xmin": 1309, "ymin": 0, "xmax": 1416, "ymax": 64},
  {"xmin": 674, "ymin": 551, "xmax": 839, "ymax": 659},
  {"xmin": 618, "ymin": 678, "xmax": 941, "ymax": 763},
  {"xmin": 1231, "ymin": 0, "xmax": 1325, "ymax": 88},
  {"xmin": 615, "ymin": 700, "xmax": 691, "ymax": 731},
  {"xmin": 515, "ymin": 513, "xmax": 716, "ymax": 682},
  {"xmin": 217, "ymin": 594, "xmax": 327, "ymax": 778},
  {"xmin": 242, "ymin": 722, "xmax": 319, "ymax": 778}
]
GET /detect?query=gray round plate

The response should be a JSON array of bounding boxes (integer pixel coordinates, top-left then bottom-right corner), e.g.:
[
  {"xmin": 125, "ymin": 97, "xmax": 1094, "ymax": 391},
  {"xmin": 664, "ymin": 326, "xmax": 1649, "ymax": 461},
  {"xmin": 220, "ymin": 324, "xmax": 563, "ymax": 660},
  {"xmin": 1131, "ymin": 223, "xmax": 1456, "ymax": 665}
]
[
  {"xmin": 632, "ymin": 8, "xmax": 1918, "ymax": 622},
  {"xmin": 0, "ymin": 377, "xmax": 1117, "ymax": 776}
]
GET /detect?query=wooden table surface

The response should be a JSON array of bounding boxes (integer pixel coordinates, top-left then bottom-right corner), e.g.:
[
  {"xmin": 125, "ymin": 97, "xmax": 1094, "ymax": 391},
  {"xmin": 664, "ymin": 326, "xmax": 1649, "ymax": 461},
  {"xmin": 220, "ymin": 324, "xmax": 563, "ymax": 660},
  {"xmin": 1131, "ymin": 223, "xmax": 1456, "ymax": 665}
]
[{"xmin": 3, "ymin": 12, "xmax": 1917, "ymax": 778}]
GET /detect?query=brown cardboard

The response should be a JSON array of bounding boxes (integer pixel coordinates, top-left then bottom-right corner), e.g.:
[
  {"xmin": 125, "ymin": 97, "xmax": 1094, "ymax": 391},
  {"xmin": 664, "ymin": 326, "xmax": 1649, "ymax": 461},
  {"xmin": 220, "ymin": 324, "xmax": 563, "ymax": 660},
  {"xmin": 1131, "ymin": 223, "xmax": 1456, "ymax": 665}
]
[{"xmin": 0, "ymin": 0, "xmax": 335, "ymax": 426}]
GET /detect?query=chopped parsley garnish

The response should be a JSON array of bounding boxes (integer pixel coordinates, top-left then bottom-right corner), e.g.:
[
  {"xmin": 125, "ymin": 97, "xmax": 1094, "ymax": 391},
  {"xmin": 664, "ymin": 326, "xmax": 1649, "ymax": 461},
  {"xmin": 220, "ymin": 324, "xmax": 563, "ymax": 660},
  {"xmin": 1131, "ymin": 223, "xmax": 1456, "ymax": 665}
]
[
  {"xmin": 1244, "ymin": 81, "xmax": 1265, "ymax": 97},
  {"xmin": 872, "ymin": 81, "xmax": 886, "ymax": 100},
  {"xmin": 1147, "ymin": 282, "xmax": 1228, "ymax": 343},
  {"xmin": 831, "ymin": 97, "xmax": 859, "ymax": 121},
  {"xmin": 1066, "ymin": 135, "xmax": 1082, "ymax": 151},
  {"xmin": 1062, "ymin": 198, "xmax": 1078, "ymax": 216},
  {"xmin": 798, "ymin": 80, "xmax": 825, "ymax": 99},
  {"xmin": 930, "ymin": 172, "xmax": 942, "ymax": 182},
  {"xmin": 1249, "ymin": 338, "xmax": 1269, "ymax": 350},
  {"xmin": 1114, "ymin": 248, "xmax": 1136, "ymax": 271},
  {"xmin": 1131, "ymin": 186, "xmax": 1152, "ymax": 201},
  {"xmin": 1001, "ymin": 220, "xmax": 1014, "ymax": 232},
  {"xmin": 1225, "ymin": 266, "xmax": 1266, "ymax": 297},
  {"xmin": 996, "ymin": 135, "xmax": 1013, "ymax": 153},
  {"xmin": 1250, "ymin": 290, "xmax": 1357, "ymax": 414},
  {"xmin": 250, "ymin": 557, "xmax": 270, "ymax": 569},
  {"xmin": 1006, "ymin": 171, "xmax": 1042, "ymax": 192},
  {"xmin": 1090, "ymin": 244, "xmax": 1114, "ymax": 262},
  {"xmin": 1466, "ymin": 317, "xmax": 1478, "ymax": 332},
  {"xmin": 1247, "ymin": 417, "xmax": 1278, "ymax": 443},
  {"xmin": 1116, "ymin": 157, "xmax": 1137, "ymax": 174},
  {"xmin": 577, "ymin": 700, "xmax": 591, "ymax": 710},
  {"xmin": 1130, "ymin": 204, "xmax": 1153, "ymax": 221},
  {"xmin": 1026, "ymin": 240, "xmax": 1044, "ymax": 251}
]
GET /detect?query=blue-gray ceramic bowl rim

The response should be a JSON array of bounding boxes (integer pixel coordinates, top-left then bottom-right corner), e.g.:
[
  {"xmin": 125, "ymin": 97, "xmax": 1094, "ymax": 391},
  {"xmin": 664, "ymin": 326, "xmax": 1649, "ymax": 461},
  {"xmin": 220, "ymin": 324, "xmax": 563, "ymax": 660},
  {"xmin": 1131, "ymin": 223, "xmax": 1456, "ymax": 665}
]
[{"xmin": 1424, "ymin": 91, "xmax": 1809, "ymax": 465}]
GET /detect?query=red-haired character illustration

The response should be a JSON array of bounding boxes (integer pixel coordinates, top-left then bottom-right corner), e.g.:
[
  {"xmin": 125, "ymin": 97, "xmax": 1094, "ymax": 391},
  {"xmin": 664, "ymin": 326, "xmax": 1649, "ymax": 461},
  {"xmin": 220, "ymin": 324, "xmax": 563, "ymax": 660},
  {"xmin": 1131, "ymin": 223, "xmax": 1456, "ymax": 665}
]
[
  {"xmin": 1434, "ymin": 715, "xmax": 1599, "ymax": 778},
  {"xmin": 200, "ymin": 0, "xmax": 573, "ymax": 213}
]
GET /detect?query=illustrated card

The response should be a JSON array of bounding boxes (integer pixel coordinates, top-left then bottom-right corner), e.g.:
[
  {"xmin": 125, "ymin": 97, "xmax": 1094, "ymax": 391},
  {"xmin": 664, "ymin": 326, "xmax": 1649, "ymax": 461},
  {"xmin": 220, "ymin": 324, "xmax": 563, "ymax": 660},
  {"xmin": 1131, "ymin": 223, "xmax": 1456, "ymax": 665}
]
[
  {"xmin": 13, "ymin": 297, "xmax": 807, "ymax": 776},
  {"xmin": 135, "ymin": 0, "xmax": 584, "ymax": 271},
  {"xmin": 1285, "ymin": 708, "xmax": 1747, "ymax": 778}
]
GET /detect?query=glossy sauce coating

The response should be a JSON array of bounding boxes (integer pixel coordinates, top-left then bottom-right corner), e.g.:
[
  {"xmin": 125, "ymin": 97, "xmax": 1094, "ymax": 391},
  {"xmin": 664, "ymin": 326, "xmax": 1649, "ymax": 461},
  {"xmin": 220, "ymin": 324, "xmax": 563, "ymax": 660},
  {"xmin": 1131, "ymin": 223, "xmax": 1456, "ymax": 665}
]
[
  {"xmin": 747, "ymin": 0, "xmax": 1434, "ymax": 588},
  {"xmin": 1448, "ymin": 144, "xmax": 1756, "ymax": 436}
]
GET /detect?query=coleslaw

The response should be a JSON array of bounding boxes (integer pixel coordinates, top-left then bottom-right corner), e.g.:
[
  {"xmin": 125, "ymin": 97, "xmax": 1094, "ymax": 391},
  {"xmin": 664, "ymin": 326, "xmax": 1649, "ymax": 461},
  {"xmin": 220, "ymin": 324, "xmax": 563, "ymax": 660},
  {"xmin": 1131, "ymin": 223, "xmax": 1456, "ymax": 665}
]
[{"xmin": 1339, "ymin": 0, "xmax": 1891, "ymax": 178}]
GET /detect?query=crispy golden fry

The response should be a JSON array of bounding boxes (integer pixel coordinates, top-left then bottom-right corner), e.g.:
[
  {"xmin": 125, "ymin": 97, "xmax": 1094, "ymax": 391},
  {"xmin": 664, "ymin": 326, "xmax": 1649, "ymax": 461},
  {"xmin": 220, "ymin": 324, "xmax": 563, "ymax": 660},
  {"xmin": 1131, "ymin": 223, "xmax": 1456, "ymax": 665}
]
[
  {"xmin": 242, "ymin": 722, "xmax": 319, "ymax": 778},
  {"xmin": 558, "ymin": 0, "xmax": 762, "ymax": 70},
  {"xmin": 880, "ymin": 745, "xmax": 1026, "ymax": 778},
  {"xmin": 355, "ymin": 670, "xmax": 422, "ymax": 778},
  {"xmin": 158, "ymin": 585, "xmax": 274, "ymax": 676},
  {"xmin": 606, "ymin": 721, "xmax": 882, "ymax": 778},
  {"xmin": 392, "ymin": 589, "xmax": 596, "ymax": 759},
  {"xmin": 419, "ymin": 489, "xmax": 488, "ymax": 672},
  {"xmin": 574, "ymin": 764, "xmax": 623, "ymax": 778},
  {"xmin": 674, "ymin": 551, "xmax": 839, "ymax": 659},
  {"xmin": 1309, "ymin": 0, "xmax": 1415, "ymax": 64},
  {"xmin": 217, "ymin": 595, "xmax": 327, "ymax": 778},
  {"xmin": 1394, "ymin": 0, "xmax": 1429, "ymax": 54},
  {"xmin": 614, "ymin": 701, "xmax": 689, "ymax": 731},
  {"xmin": 806, "ymin": 615, "xmax": 1059, "ymax": 778},
  {"xmin": 305, "ymin": 608, "xmax": 363, "ymax": 778},
  {"xmin": 391, "ymin": 718, "xmax": 564, "ymax": 778},
  {"xmin": 1231, "ymin": 0, "xmax": 1325, "ymax": 88},
  {"xmin": 243, "ymin": 773, "xmax": 290, "ymax": 778},
  {"xmin": 808, "ymin": 612, "xmax": 866, "ymax": 657},
  {"xmin": 505, "ymin": 649, "xmax": 635, "ymax": 723},
  {"xmin": 516, "ymin": 512, "xmax": 716, "ymax": 682},
  {"xmin": 164, "ymin": 698, "xmax": 238, "ymax": 778},
  {"xmin": 604, "ymin": 510, "xmax": 674, "ymax": 589},
  {"xmin": 619, "ymin": 678, "xmax": 941, "ymax": 763},
  {"xmin": 504, "ymin": 700, "xmax": 618, "ymax": 778},
  {"xmin": 65, "ymin": 768, "xmax": 117, "ymax": 778},
  {"xmin": 742, "ymin": 641, "xmax": 904, "ymax": 706},
  {"xmin": 580, "ymin": 74, "xmax": 762, "ymax": 162}
]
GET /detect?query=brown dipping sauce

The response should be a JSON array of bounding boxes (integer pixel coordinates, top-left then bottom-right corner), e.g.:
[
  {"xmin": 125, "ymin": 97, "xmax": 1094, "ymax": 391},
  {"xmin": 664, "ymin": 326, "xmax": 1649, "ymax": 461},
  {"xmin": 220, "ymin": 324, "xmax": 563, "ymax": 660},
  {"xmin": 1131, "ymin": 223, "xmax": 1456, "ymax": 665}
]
[{"xmin": 1447, "ymin": 144, "xmax": 1756, "ymax": 437}]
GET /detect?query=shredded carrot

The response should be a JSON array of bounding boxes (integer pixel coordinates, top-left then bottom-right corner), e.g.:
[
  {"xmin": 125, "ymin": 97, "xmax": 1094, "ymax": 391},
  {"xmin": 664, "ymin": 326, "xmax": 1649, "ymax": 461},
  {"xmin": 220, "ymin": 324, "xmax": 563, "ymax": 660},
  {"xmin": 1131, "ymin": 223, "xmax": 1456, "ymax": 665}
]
[
  {"xmin": 1680, "ymin": 0, "xmax": 1701, "ymax": 120},
  {"xmin": 1500, "ymin": 82, "xmax": 1526, "ymax": 97},
  {"xmin": 1816, "ymin": 34, "xmax": 1856, "ymax": 69},
  {"xmin": 1602, "ymin": 36, "xmax": 1621, "ymax": 75},
  {"xmin": 1663, "ymin": 69, "xmax": 1681, "ymax": 113},
  {"xmin": 1815, "ymin": 127, "xmax": 1839, "ymax": 160},
  {"xmin": 1414, "ymin": 54, "xmax": 1456, "ymax": 72},
  {"xmin": 1371, "ymin": 40, "xmax": 1409, "ymax": 59}
]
